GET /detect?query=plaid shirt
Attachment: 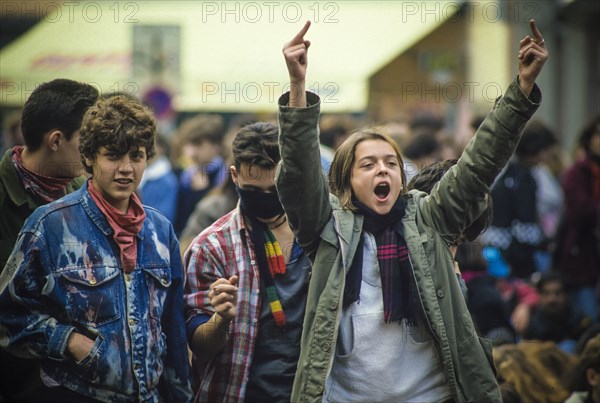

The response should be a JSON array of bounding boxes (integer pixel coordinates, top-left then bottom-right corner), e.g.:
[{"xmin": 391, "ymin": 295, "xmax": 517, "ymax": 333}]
[{"xmin": 184, "ymin": 206, "xmax": 262, "ymax": 402}]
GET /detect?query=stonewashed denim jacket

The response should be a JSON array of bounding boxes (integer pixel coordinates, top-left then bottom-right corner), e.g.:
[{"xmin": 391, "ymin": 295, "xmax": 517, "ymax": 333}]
[{"xmin": 0, "ymin": 182, "xmax": 193, "ymax": 402}]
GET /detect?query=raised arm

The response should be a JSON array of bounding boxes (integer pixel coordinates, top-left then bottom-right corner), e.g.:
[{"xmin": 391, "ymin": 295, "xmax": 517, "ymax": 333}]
[
  {"xmin": 277, "ymin": 21, "xmax": 332, "ymax": 253},
  {"xmin": 419, "ymin": 20, "xmax": 548, "ymax": 241}
]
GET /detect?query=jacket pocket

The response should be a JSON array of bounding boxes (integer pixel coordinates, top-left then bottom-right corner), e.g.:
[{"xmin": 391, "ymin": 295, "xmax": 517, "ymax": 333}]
[
  {"xmin": 71, "ymin": 333, "xmax": 106, "ymax": 385},
  {"xmin": 143, "ymin": 267, "xmax": 172, "ymax": 321},
  {"xmin": 62, "ymin": 266, "xmax": 121, "ymax": 327}
]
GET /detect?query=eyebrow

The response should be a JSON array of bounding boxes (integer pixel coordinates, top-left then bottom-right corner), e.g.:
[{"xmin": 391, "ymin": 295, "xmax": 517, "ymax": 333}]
[{"xmin": 357, "ymin": 154, "xmax": 398, "ymax": 162}]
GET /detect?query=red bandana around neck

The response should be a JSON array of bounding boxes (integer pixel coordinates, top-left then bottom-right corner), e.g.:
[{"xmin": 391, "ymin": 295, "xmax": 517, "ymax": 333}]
[
  {"xmin": 11, "ymin": 146, "xmax": 72, "ymax": 203},
  {"xmin": 87, "ymin": 180, "xmax": 146, "ymax": 273}
]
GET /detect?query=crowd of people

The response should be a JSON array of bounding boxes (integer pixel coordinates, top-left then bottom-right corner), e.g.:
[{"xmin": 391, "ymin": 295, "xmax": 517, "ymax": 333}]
[{"xmin": 0, "ymin": 19, "xmax": 598, "ymax": 403}]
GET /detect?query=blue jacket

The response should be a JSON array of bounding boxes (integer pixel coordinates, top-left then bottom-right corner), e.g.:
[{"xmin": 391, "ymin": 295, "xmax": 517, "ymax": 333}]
[{"xmin": 0, "ymin": 182, "xmax": 193, "ymax": 402}]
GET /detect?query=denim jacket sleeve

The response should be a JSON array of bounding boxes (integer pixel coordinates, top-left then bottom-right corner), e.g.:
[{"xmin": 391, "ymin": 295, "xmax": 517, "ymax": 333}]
[
  {"xmin": 417, "ymin": 78, "xmax": 541, "ymax": 244},
  {"xmin": 0, "ymin": 229, "xmax": 76, "ymax": 361},
  {"xmin": 276, "ymin": 91, "xmax": 332, "ymax": 253},
  {"xmin": 159, "ymin": 233, "xmax": 194, "ymax": 403}
]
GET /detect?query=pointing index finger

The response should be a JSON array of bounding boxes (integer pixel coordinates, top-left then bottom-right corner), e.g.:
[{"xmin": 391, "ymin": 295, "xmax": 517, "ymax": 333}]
[{"xmin": 529, "ymin": 19, "xmax": 543, "ymax": 42}]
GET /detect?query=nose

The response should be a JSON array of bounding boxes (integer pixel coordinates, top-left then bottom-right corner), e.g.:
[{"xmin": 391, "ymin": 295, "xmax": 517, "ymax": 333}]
[
  {"xmin": 376, "ymin": 160, "xmax": 388, "ymax": 175},
  {"xmin": 118, "ymin": 157, "xmax": 134, "ymax": 173}
]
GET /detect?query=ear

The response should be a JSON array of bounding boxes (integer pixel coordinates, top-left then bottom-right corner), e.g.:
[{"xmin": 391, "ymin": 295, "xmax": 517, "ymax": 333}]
[
  {"xmin": 47, "ymin": 130, "xmax": 63, "ymax": 151},
  {"xmin": 588, "ymin": 368, "xmax": 599, "ymax": 386},
  {"xmin": 230, "ymin": 165, "xmax": 238, "ymax": 185},
  {"xmin": 84, "ymin": 156, "xmax": 94, "ymax": 171}
]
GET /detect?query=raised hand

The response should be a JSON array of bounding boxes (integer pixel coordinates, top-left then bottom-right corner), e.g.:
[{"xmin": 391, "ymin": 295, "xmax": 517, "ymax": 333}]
[
  {"xmin": 283, "ymin": 21, "xmax": 311, "ymax": 107},
  {"xmin": 209, "ymin": 275, "xmax": 239, "ymax": 321},
  {"xmin": 518, "ymin": 19, "xmax": 548, "ymax": 97}
]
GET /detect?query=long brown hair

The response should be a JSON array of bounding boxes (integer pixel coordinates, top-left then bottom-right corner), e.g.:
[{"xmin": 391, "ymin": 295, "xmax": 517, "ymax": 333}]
[{"xmin": 328, "ymin": 128, "xmax": 406, "ymax": 211}]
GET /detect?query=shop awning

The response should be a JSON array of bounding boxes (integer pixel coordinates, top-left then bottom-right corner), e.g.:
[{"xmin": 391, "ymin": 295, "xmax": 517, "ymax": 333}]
[{"xmin": 0, "ymin": 1, "xmax": 462, "ymax": 112}]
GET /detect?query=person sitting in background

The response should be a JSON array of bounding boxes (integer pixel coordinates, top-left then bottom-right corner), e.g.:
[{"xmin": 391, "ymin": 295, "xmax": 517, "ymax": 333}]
[
  {"xmin": 493, "ymin": 342, "xmax": 575, "ymax": 403},
  {"xmin": 138, "ymin": 135, "xmax": 179, "ymax": 223},
  {"xmin": 523, "ymin": 271, "xmax": 592, "ymax": 353},
  {"xmin": 566, "ymin": 335, "xmax": 600, "ymax": 403}
]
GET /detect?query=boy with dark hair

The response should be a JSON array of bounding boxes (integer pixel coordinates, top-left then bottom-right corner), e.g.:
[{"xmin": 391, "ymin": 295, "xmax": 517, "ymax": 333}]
[
  {"xmin": 184, "ymin": 122, "xmax": 311, "ymax": 402},
  {"xmin": 0, "ymin": 95, "xmax": 193, "ymax": 402},
  {"xmin": 1, "ymin": 78, "xmax": 99, "ymax": 268},
  {"xmin": 0, "ymin": 78, "xmax": 98, "ymax": 402}
]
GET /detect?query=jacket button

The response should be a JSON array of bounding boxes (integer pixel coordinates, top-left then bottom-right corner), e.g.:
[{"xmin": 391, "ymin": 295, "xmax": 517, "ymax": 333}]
[
  {"xmin": 125, "ymin": 274, "xmax": 131, "ymax": 282},
  {"xmin": 323, "ymin": 344, "xmax": 330, "ymax": 351},
  {"xmin": 89, "ymin": 278, "xmax": 97, "ymax": 285},
  {"xmin": 317, "ymin": 385, "xmax": 324, "ymax": 395},
  {"xmin": 437, "ymin": 289, "xmax": 445, "ymax": 298},
  {"xmin": 329, "ymin": 302, "xmax": 337, "ymax": 310}
]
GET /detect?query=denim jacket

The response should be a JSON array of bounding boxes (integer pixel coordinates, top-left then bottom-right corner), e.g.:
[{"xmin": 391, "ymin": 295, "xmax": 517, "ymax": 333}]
[{"xmin": 0, "ymin": 182, "xmax": 193, "ymax": 402}]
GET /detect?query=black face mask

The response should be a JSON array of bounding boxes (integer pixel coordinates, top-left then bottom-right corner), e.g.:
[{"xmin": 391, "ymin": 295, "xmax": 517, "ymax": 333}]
[{"xmin": 236, "ymin": 186, "xmax": 284, "ymax": 220}]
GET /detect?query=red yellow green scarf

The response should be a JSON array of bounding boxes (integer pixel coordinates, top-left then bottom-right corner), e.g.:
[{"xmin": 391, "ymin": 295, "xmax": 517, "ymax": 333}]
[
  {"xmin": 262, "ymin": 229, "xmax": 286, "ymax": 326},
  {"xmin": 248, "ymin": 220, "xmax": 287, "ymax": 327}
]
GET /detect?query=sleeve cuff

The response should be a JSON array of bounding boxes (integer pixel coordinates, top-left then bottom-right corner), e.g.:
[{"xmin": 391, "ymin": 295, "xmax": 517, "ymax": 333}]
[
  {"xmin": 278, "ymin": 91, "xmax": 321, "ymax": 109},
  {"xmin": 186, "ymin": 314, "xmax": 211, "ymax": 345},
  {"xmin": 48, "ymin": 324, "xmax": 76, "ymax": 361}
]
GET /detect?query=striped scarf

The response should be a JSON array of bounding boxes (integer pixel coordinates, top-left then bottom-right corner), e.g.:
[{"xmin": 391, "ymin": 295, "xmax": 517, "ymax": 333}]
[
  {"xmin": 344, "ymin": 196, "xmax": 416, "ymax": 324},
  {"xmin": 247, "ymin": 218, "xmax": 287, "ymax": 327}
]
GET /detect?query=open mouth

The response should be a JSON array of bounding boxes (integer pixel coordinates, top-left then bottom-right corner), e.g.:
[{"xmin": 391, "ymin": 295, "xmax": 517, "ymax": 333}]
[
  {"xmin": 115, "ymin": 179, "xmax": 133, "ymax": 185},
  {"xmin": 374, "ymin": 183, "xmax": 390, "ymax": 200}
]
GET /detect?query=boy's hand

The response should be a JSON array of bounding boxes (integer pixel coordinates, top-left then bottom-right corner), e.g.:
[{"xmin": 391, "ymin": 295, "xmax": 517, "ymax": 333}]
[
  {"xmin": 518, "ymin": 19, "xmax": 548, "ymax": 97},
  {"xmin": 209, "ymin": 275, "xmax": 239, "ymax": 321},
  {"xmin": 67, "ymin": 332, "xmax": 95, "ymax": 363}
]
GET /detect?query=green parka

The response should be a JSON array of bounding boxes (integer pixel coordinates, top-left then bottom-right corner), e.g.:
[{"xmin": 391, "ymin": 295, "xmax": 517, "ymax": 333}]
[{"xmin": 276, "ymin": 78, "xmax": 541, "ymax": 402}]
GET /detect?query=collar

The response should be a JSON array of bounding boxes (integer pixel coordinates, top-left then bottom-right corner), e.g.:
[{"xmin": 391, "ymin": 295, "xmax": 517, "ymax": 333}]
[{"xmin": 1, "ymin": 148, "xmax": 37, "ymax": 210}]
